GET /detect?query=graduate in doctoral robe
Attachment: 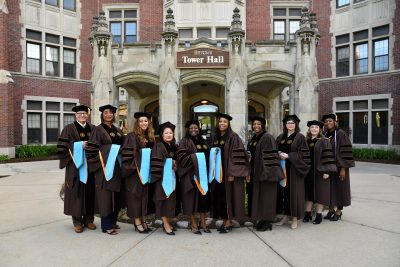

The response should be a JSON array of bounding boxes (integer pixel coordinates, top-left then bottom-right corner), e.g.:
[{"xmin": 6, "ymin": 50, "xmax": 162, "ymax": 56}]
[
  {"xmin": 303, "ymin": 120, "xmax": 337, "ymax": 225},
  {"xmin": 275, "ymin": 115, "xmax": 311, "ymax": 229},
  {"xmin": 86, "ymin": 105, "xmax": 125, "ymax": 235},
  {"xmin": 57, "ymin": 105, "xmax": 96, "ymax": 233},
  {"xmin": 248, "ymin": 117, "xmax": 283, "ymax": 231},
  {"xmin": 321, "ymin": 114, "xmax": 355, "ymax": 221},
  {"xmin": 210, "ymin": 113, "xmax": 251, "ymax": 234},
  {"xmin": 150, "ymin": 122, "xmax": 178, "ymax": 235},
  {"xmin": 121, "ymin": 112, "xmax": 155, "ymax": 233},
  {"xmin": 177, "ymin": 120, "xmax": 211, "ymax": 234}
]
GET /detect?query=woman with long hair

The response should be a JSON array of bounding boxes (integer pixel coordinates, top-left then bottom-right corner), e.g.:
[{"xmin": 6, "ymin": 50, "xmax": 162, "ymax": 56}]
[
  {"xmin": 121, "ymin": 112, "xmax": 155, "ymax": 233},
  {"xmin": 177, "ymin": 120, "xmax": 211, "ymax": 234},
  {"xmin": 248, "ymin": 117, "xmax": 283, "ymax": 231},
  {"xmin": 275, "ymin": 115, "xmax": 310, "ymax": 229},
  {"xmin": 303, "ymin": 120, "xmax": 337, "ymax": 225},
  {"xmin": 150, "ymin": 122, "xmax": 178, "ymax": 235},
  {"xmin": 321, "ymin": 114, "xmax": 355, "ymax": 221},
  {"xmin": 210, "ymin": 113, "xmax": 250, "ymax": 234},
  {"xmin": 86, "ymin": 105, "xmax": 124, "ymax": 235}
]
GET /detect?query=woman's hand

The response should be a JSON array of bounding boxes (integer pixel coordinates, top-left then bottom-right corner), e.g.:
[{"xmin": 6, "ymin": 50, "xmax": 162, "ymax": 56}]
[
  {"xmin": 323, "ymin": 173, "xmax": 329, "ymax": 179},
  {"xmin": 246, "ymin": 176, "xmax": 251, "ymax": 183},
  {"xmin": 228, "ymin": 176, "xmax": 234, "ymax": 182},
  {"xmin": 339, "ymin": 168, "xmax": 346, "ymax": 181},
  {"xmin": 82, "ymin": 141, "xmax": 88, "ymax": 149},
  {"xmin": 279, "ymin": 152, "xmax": 288, "ymax": 160},
  {"xmin": 172, "ymin": 160, "xmax": 177, "ymax": 171}
]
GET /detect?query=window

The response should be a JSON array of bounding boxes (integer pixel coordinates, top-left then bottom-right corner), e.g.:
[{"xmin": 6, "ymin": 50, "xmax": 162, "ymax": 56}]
[
  {"xmin": 337, "ymin": 0, "xmax": 350, "ymax": 8},
  {"xmin": 46, "ymin": 46, "xmax": 59, "ymax": 76},
  {"xmin": 354, "ymin": 43, "xmax": 368, "ymax": 74},
  {"xmin": 109, "ymin": 9, "xmax": 138, "ymax": 46},
  {"xmin": 373, "ymin": 39, "xmax": 389, "ymax": 72},
  {"xmin": 337, "ymin": 46, "xmax": 350, "ymax": 76},
  {"xmin": 334, "ymin": 95, "xmax": 391, "ymax": 145},
  {"xmin": 63, "ymin": 0, "xmax": 75, "ymax": 11},
  {"xmin": 272, "ymin": 8, "xmax": 301, "ymax": 41},
  {"xmin": 198, "ymin": 28, "xmax": 211, "ymax": 39},
  {"xmin": 25, "ymin": 98, "xmax": 78, "ymax": 144},
  {"xmin": 63, "ymin": 49, "xmax": 76, "ymax": 78},
  {"xmin": 216, "ymin": 28, "xmax": 229, "ymax": 39},
  {"xmin": 45, "ymin": 0, "xmax": 58, "ymax": 7},
  {"xmin": 27, "ymin": 43, "xmax": 41, "ymax": 74},
  {"xmin": 178, "ymin": 28, "xmax": 193, "ymax": 39}
]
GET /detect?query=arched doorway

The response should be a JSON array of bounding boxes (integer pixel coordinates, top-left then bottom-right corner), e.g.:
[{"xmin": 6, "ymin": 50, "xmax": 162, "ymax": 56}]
[
  {"xmin": 144, "ymin": 100, "xmax": 160, "ymax": 134},
  {"xmin": 191, "ymin": 101, "xmax": 219, "ymax": 139}
]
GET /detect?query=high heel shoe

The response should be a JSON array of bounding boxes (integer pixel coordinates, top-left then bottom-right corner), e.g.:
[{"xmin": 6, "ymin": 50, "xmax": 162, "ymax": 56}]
[
  {"xmin": 275, "ymin": 216, "xmax": 289, "ymax": 226},
  {"xmin": 291, "ymin": 219, "xmax": 298, "ymax": 229},
  {"xmin": 324, "ymin": 210, "xmax": 335, "ymax": 220},
  {"xmin": 330, "ymin": 211, "xmax": 342, "ymax": 221},
  {"xmin": 313, "ymin": 213, "xmax": 322, "ymax": 224},
  {"xmin": 162, "ymin": 224, "xmax": 175, "ymax": 235},
  {"xmin": 143, "ymin": 222, "xmax": 152, "ymax": 232},
  {"xmin": 189, "ymin": 224, "xmax": 201, "ymax": 235},
  {"xmin": 134, "ymin": 224, "xmax": 148, "ymax": 234},
  {"xmin": 199, "ymin": 224, "xmax": 212, "ymax": 233},
  {"xmin": 303, "ymin": 212, "xmax": 312, "ymax": 223},
  {"xmin": 219, "ymin": 225, "xmax": 232, "ymax": 234}
]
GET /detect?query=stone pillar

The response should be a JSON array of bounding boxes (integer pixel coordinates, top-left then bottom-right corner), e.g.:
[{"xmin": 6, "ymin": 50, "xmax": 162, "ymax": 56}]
[
  {"xmin": 268, "ymin": 95, "xmax": 282, "ymax": 137},
  {"xmin": 89, "ymin": 12, "xmax": 115, "ymax": 125},
  {"xmin": 227, "ymin": 8, "xmax": 247, "ymax": 141},
  {"xmin": 295, "ymin": 8, "xmax": 320, "ymax": 131},
  {"xmin": 0, "ymin": 2, "xmax": 15, "ymax": 157},
  {"xmin": 160, "ymin": 9, "xmax": 180, "ymax": 138}
]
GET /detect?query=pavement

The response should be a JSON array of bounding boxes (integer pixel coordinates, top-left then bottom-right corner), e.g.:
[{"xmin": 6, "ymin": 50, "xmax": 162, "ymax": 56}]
[{"xmin": 0, "ymin": 160, "xmax": 399, "ymax": 267}]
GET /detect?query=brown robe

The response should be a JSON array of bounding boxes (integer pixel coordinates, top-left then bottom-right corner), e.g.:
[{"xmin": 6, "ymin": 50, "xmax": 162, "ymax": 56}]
[
  {"xmin": 176, "ymin": 136, "xmax": 210, "ymax": 215},
  {"xmin": 251, "ymin": 132, "xmax": 283, "ymax": 222},
  {"xmin": 121, "ymin": 133, "xmax": 153, "ymax": 219},
  {"xmin": 86, "ymin": 124, "xmax": 124, "ymax": 217},
  {"xmin": 210, "ymin": 130, "xmax": 251, "ymax": 222},
  {"xmin": 57, "ymin": 122, "xmax": 95, "ymax": 217},
  {"xmin": 305, "ymin": 137, "xmax": 337, "ymax": 206},
  {"xmin": 150, "ymin": 141, "xmax": 177, "ymax": 218},
  {"xmin": 276, "ymin": 132, "xmax": 311, "ymax": 218},
  {"xmin": 325, "ymin": 129, "xmax": 355, "ymax": 207}
]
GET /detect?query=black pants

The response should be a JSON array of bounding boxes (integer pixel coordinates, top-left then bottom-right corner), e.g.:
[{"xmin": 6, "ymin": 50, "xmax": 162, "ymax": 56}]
[{"xmin": 101, "ymin": 211, "xmax": 118, "ymax": 231}]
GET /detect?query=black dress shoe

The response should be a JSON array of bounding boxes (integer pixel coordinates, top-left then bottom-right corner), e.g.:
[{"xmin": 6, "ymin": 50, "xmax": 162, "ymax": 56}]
[
  {"xmin": 313, "ymin": 213, "xmax": 322, "ymax": 224},
  {"xmin": 134, "ymin": 224, "xmax": 148, "ymax": 234},
  {"xmin": 324, "ymin": 210, "xmax": 335, "ymax": 220},
  {"xmin": 256, "ymin": 221, "xmax": 272, "ymax": 232},
  {"xmin": 303, "ymin": 212, "xmax": 312, "ymax": 223},
  {"xmin": 219, "ymin": 226, "xmax": 232, "ymax": 234},
  {"xmin": 162, "ymin": 224, "xmax": 175, "ymax": 235},
  {"xmin": 330, "ymin": 211, "xmax": 342, "ymax": 221}
]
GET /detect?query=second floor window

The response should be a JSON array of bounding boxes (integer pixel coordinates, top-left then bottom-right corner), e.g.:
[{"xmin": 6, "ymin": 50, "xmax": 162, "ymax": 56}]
[
  {"xmin": 272, "ymin": 8, "xmax": 301, "ymax": 41},
  {"xmin": 109, "ymin": 9, "xmax": 138, "ymax": 47}
]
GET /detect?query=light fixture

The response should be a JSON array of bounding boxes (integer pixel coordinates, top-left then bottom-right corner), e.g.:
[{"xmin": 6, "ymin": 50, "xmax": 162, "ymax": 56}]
[
  {"xmin": 185, "ymin": 41, "xmax": 191, "ymax": 48},
  {"xmin": 217, "ymin": 41, "xmax": 222, "ymax": 48},
  {"xmin": 201, "ymin": 100, "xmax": 208, "ymax": 104}
]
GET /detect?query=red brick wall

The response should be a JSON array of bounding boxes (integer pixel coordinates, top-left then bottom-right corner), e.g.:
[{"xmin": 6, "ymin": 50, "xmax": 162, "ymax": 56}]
[
  {"xmin": 314, "ymin": 0, "xmax": 332, "ymax": 79},
  {"xmin": 394, "ymin": 1, "xmax": 400, "ymax": 68},
  {"xmin": 139, "ymin": 0, "xmax": 163, "ymax": 42},
  {"xmin": 319, "ymin": 74, "xmax": 400, "ymax": 145},
  {"xmin": 0, "ymin": 11, "xmax": 9, "ymax": 69},
  {"xmin": 0, "ymin": 84, "xmax": 14, "ymax": 147},
  {"xmin": 246, "ymin": 0, "xmax": 271, "ymax": 42},
  {"xmin": 11, "ymin": 76, "xmax": 91, "ymax": 145},
  {"xmin": 6, "ymin": 0, "xmax": 22, "ymax": 72}
]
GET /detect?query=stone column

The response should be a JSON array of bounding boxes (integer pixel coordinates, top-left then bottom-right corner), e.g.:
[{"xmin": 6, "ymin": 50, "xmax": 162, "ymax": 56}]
[
  {"xmin": 0, "ymin": 2, "xmax": 15, "ymax": 157},
  {"xmin": 227, "ymin": 8, "xmax": 247, "ymax": 141},
  {"xmin": 89, "ymin": 12, "xmax": 115, "ymax": 125},
  {"xmin": 294, "ymin": 8, "xmax": 320, "ymax": 131},
  {"xmin": 160, "ymin": 9, "xmax": 180, "ymax": 138}
]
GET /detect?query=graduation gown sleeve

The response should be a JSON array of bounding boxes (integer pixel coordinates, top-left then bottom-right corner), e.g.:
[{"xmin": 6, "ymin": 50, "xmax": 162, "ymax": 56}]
[
  {"xmin": 287, "ymin": 133, "xmax": 311, "ymax": 178},
  {"xmin": 150, "ymin": 142, "xmax": 167, "ymax": 183},
  {"xmin": 226, "ymin": 133, "xmax": 251, "ymax": 177},
  {"xmin": 336, "ymin": 129, "xmax": 355, "ymax": 169},
  {"xmin": 254, "ymin": 133, "xmax": 284, "ymax": 182},
  {"xmin": 316, "ymin": 138, "xmax": 337, "ymax": 173}
]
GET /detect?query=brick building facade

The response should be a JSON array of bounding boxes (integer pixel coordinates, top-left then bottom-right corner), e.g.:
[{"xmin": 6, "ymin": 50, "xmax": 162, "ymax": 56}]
[{"xmin": 0, "ymin": 0, "xmax": 398, "ymax": 157}]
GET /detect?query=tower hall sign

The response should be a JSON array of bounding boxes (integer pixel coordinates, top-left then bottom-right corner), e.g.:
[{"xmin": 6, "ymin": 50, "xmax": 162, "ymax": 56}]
[{"xmin": 176, "ymin": 48, "xmax": 230, "ymax": 68}]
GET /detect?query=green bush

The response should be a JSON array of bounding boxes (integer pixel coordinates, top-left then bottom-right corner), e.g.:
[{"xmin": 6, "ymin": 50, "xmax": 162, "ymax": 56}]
[
  {"xmin": 353, "ymin": 148, "xmax": 400, "ymax": 161},
  {"xmin": 16, "ymin": 145, "xmax": 58, "ymax": 159},
  {"xmin": 0, "ymin": 155, "xmax": 10, "ymax": 162}
]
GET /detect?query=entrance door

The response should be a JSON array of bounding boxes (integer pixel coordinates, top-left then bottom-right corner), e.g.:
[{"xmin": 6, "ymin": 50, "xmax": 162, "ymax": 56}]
[{"xmin": 192, "ymin": 103, "xmax": 218, "ymax": 139}]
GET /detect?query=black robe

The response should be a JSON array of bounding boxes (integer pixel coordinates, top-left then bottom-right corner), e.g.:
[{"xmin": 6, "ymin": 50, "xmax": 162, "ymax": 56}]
[
  {"xmin": 86, "ymin": 123, "xmax": 124, "ymax": 217},
  {"xmin": 325, "ymin": 129, "xmax": 355, "ymax": 207},
  {"xmin": 251, "ymin": 132, "xmax": 283, "ymax": 221},
  {"xmin": 121, "ymin": 133, "xmax": 154, "ymax": 219},
  {"xmin": 177, "ymin": 135, "xmax": 210, "ymax": 215},
  {"xmin": 276, "ymin": 132, "xmax": 310, "ymax": 218},
  {"xmin": 210, "ymin": 130, "xmax": 250, "ymax": 222},
  {"xmin": 57, "ymin": 122, "xmax": 95, "ymax": 217},
  {"xmin": 150, "ymin": 141, "xmax": 177, "ymax": 218}
]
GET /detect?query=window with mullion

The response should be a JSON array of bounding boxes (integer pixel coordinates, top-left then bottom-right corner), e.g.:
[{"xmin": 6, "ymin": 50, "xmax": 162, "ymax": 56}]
[
  {"xmin": 46, "ymin": 113, "xmax": 60, "ymax": 143},
  {"xmin": 336, "ymin": 46, "xmax": 350, "ymax": 77},
  {"xmin": 373, "ymin": 38, "xmax": 389, "ymax": 72},
  {"xmin": 289, "ymin": 20, "xmax": 300, "ymax": 40},
  {"xmin": 45, "ymin": 0, "xmax": 58, "ymax": 7},
  {"xmin": 273, "ymin": 20, "xmax": 285, "ymax": 40},
  {"xmin": 46, "ymin": 46, "xmax": 59, "ymax": 76},
  {"xmin": 110, "ymin": 22, "xmax": 122, "ymax": 46},
  {"xmin": 63, "ymin": 49, "xmax": 76, "ymax": 78},
  {"xmin": 27, "ymin": 42, "xmax": 41, "ymax": 74},
  {"xmin": 27, "ymin": 113, "xmax": 42, "ymax": 144},
  {"xmin": 125, "ymin": 21, "xmax": 137, "ymax": 43},
  {"xmin": 63, "ymin": 0, "xmax": 75, "ymax": 11},
  {"xmin": 337, "ymin": 0, "xmax": 349, "ymax": 8},
  {"xmin": 354, "ymin": 42, "xmax": 368, "ymax": 74}
]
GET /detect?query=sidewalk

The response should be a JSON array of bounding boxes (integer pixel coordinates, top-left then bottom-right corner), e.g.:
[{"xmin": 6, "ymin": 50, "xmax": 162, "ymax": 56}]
[{"xmin": 0, "ymin": 161, "xmax": 399, "ymax": 267}]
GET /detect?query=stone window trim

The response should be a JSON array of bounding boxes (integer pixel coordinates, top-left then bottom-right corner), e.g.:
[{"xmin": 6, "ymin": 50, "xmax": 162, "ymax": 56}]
[
  {"xmin": 22, "ymin": 96, "xmax": 80, "ymax": 145},
  {"xmin": 333, "ymin": 94, "xmax": 393, "ymax": 146},
  {"xmin": 334, "ymin": 24, "xmax": 391, "ymax": 77},
  {"xmin": 270, "ymin": 5, "xmax": 304, "ymax": 42},
  {"xmin": 105, "ymin": 4, "xmax": 140, "ymax": 47}
]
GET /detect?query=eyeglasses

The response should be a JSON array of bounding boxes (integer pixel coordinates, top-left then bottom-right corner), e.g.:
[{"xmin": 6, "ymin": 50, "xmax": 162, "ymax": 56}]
[
  {"xmin": 286, "ymin": 122, "xmax": 295, "ymax": 125},
  {"xmin": 76, "ymin": 112, "xmax": 88, "ymax": 115}
]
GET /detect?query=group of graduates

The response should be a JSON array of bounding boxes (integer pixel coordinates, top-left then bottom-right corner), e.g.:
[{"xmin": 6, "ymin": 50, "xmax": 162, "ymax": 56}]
[{"xmin": 57, "ymin": 104, "xmax": 354, "ymax": 235}]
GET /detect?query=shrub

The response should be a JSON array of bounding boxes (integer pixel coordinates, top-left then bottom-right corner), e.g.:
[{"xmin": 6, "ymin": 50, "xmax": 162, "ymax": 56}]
[
  {"xmin": 0, "ymin": 155, "xmax": 10, "ymax": 162},
  {"xmin": 353, "ymin": 148, "xmax": 400, "ymax": 161},
  {"xmin": 16, "ymin": 145, "xmax": 58, "ymax": 159}
]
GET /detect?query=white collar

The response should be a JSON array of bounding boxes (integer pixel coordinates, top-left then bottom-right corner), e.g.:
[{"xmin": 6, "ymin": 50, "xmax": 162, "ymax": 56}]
[{"xmin": 76, "ymin": 121, "xmax": 87, "ymax": 128}]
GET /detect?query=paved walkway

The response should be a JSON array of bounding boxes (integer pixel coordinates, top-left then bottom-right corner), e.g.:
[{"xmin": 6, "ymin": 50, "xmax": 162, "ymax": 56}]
[{"xmin": 0, "ymin": 161, "xmax": 399, "ymax": 267}]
